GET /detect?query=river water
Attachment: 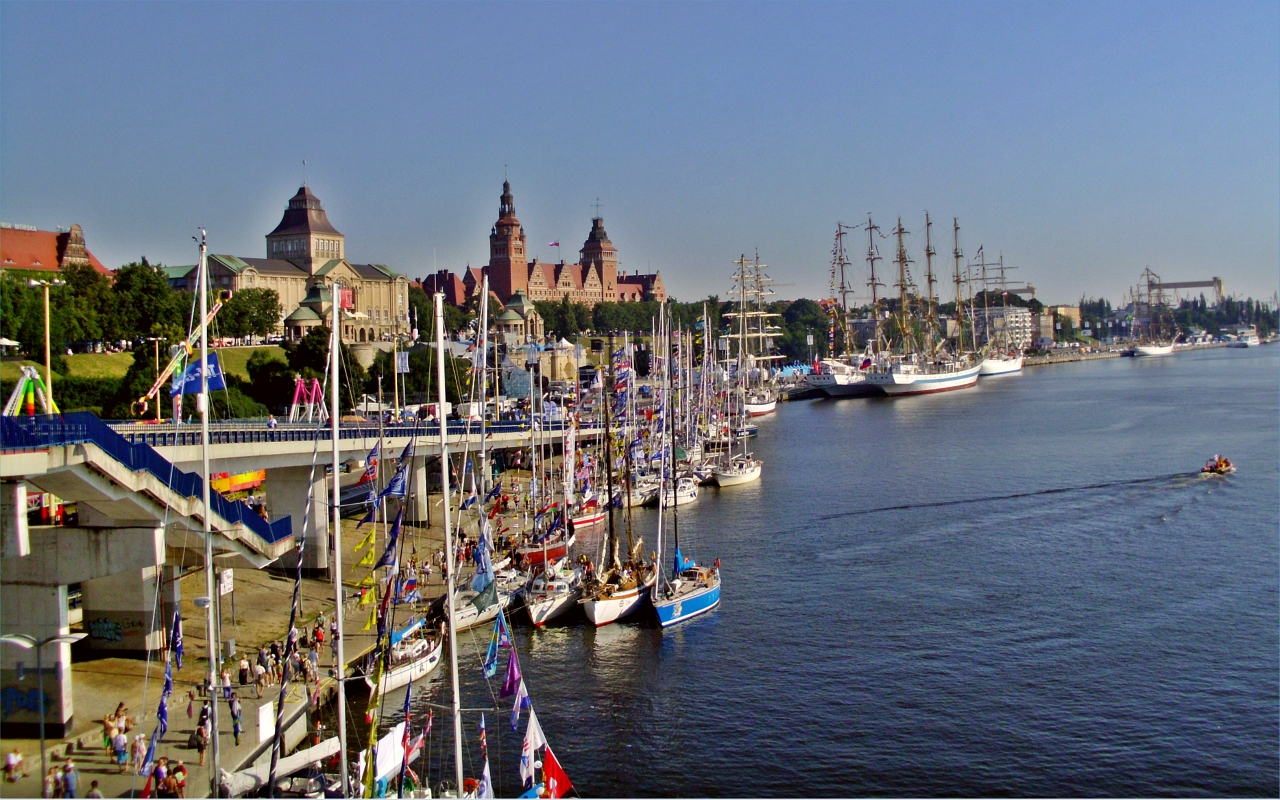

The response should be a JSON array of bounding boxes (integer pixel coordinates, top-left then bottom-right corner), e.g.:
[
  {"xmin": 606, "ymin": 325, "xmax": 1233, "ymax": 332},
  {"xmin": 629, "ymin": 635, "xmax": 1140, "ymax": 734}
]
[{"xmin": 376, "ymin": 345, "xmax": 1278, "ymax": 797}]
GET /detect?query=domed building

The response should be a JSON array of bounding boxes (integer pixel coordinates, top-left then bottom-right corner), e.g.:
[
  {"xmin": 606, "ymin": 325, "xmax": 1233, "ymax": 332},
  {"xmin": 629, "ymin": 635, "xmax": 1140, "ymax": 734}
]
[{"xmin": 167, "ymin": 186, "xmax": 410, "ymax": 342}]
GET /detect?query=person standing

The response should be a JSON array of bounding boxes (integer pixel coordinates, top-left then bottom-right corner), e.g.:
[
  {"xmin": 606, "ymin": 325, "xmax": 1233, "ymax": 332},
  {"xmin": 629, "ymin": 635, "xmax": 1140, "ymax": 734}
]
[
  {"xmin": 238, "ymin": 656, "xmax": 250, "ymax": 686},
  {"xmin": 4, "ymin": 747, "xmax": 25, "ymax": 782},
  {"xmin": 43, "ymin": 766, "xmax": 57, "ymax": 799},
  {"xmin": 61, "ymin": 758, "xmax": 78, "ymax": 799},
  {"xmin": 84, "ymin": 780, "xmax": 104, "ymax": 798},
  {"xmin": 172, "ymin": 761, "xmax": 188, "ymax": 798},
  {"xmin": 229, "ymin": 693, "xmax": 243, "ymax": 746}
]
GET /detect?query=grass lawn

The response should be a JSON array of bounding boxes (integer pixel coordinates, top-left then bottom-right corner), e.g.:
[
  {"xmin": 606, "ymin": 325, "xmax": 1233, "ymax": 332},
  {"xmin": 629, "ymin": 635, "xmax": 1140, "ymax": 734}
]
[{"xmin": 0, "ymin": 345, "xmax": 286, "ymax": 383}]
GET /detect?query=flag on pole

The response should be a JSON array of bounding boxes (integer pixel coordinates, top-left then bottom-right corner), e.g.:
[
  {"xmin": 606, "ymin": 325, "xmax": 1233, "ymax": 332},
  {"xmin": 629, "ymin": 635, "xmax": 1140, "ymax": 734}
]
[
  {"xmin": 374, "ymin": 507, "xmax": 404, "ymax": 568},
  {"xmin": 511, "ymin": 679, "xmax": 531, "ymax": 730},
  {"xmin": 478, "ymin": 713, "xmax": 487, "ymax": 759},
  {"xmin": 519, "ymin": 709, "xmax": 547, "ymax": 786},
  {"xmin": 543, "ymin": 744, "xmax": 572, "ymax": 799},
  {"xmin": 355, "ymin": 526, "xmax": 376, "ymax": 552},
  {"xmin": 500, "ymin": 648, "xmax": 522, "ymax": 698},
  {"xmin": 379, "ymin": 466, "xmax": 408, "ymax": 499},
  {"xmin": 362, "ymin": 608, "xmax": 376, "ymax": 631},
  {"xmin": 548, "ymin": 240, "xmax": 560, "ymax": 247},
  {"xmin": 356, "ymin": 489, "xmax": 379, "ymax": 529},
  {"xmin": 358, "ymin": 547, "xmax": 376, "ymax": 566},
  {"xmin": 170, "ymin": 611, "xmax": 183, "ymax": 669},
  {"xmin": 355, "ymin": 443, "xmax": 379, "ymax": 485},
  {"xmin": 478, "ymin": 759, "xmax": 495, "ymax": 799}
]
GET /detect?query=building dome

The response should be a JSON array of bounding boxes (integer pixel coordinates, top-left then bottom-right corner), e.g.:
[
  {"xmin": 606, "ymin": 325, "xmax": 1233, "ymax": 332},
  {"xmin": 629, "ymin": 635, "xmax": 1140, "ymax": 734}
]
[{"xmin": 268, "ymin": 186, "xmax": 342, "ymax": 237}]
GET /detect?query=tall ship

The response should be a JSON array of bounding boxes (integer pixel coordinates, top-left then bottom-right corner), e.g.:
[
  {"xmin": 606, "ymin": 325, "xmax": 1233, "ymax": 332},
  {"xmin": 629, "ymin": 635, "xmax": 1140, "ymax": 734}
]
[
  {"xmin": 864, "ymin": 215, "xmax": 981, "ymax": 396},
  {"xmin": 808, "ymin": 221, "xmax": 877, "ymax": 397},
  {"xmin": 1132, "ymin": 268, "xmax": 1177, "ymax": 356},
  {"xmin": 722, "ymin": 253, "xmax": 784, "ymax": 414},
  {"xmin": 977, "ymin": 253, "xmax": 1025, "ymax": 376}
]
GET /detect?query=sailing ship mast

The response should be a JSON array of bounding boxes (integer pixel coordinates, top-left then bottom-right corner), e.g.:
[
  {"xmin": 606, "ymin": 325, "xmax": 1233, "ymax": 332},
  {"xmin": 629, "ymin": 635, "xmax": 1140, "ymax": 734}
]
[
  {"xmin": 197, "ymin": 230, "xmax": 221, "ymax": 796},
  {"xmin": 952, "ymin": 218, "xmax": 966, "ymax": 353},
  {"xmin": 924, "ymin": 212, "xmax": 938, "ymax": 356},
  {"xmin": 831, "ymin": 223, "xmax": 855, "ymax": 356},
  {"xmin": 892, "ymin": 218, "xmax": 914, "ymax": 356},
  {"xmin": 866, "ymin": 215, "xmax": 884, "ymax": 353},
  {"xmin": 329, "ymin": 282, "xmax": 350, "ymax": 794},
  {"xmin": 435, "ymin": 292, "xmax": 465, "ymax": 795}
]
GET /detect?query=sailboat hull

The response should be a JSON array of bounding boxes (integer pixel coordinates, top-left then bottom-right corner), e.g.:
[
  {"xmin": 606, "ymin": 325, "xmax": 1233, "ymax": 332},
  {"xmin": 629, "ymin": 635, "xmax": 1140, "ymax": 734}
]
[
  {"xmin": 1135, "ymin": 344, "xmax": 1174, "ymax": 357},
  {"xmin": 654, "ymin": 579, "xmax": 721, "ymax": 627},
  {"xmin": 866, "ymin": 363, "xmax": 981, "ymax": 395},
  {"xmin": 978, "ymin": 355, "xmax": 1023, "ymax": 375},
  {"xmin": 581, "ymin": 575, "xmax": 655, "ymax": 627},
  {"xmin": 711, "ymin": 461, "xmax": 761, "ymax": 486},
  {"xmin": 517, "ymin": 533, "xmax": 576, "ymax": 566},
  {"xmin": 525, "ymin": 586, "xmax": 583, "ymax": 627},
  {"xmin": 743, "ymin": 399, "xmax": 776, "ymax": 416},
  {"xmin": 365, "ymin": 639, "xmax": 443, "ymax": 695}
]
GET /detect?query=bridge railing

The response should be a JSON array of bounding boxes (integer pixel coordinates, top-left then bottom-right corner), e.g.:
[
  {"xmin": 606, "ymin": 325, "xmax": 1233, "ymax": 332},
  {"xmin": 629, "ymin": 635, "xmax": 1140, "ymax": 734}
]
[
  {"xmin": 103, "ymin": 418, "xmax": 603, "ymax": 448},
  {"xmin": 2, "ymin": 412, "xmax": 293, "ymax": 545}
]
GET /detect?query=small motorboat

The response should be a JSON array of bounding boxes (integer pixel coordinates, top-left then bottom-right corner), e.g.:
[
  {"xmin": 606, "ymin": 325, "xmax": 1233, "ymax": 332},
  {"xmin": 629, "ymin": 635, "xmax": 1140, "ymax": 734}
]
[{"xmin": 1200, "ymin": 456, "xmax": 1237, "ymax": 476}]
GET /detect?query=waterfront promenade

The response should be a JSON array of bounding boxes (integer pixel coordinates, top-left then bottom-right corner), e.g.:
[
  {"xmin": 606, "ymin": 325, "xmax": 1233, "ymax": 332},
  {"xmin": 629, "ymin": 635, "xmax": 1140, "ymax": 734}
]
[{"xmin": 0, "ymin": 504, "xmax": 469, "ymax": 799}]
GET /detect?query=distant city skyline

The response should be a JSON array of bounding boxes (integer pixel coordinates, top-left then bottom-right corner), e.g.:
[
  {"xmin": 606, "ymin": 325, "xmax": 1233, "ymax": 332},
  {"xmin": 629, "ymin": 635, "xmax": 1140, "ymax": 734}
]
[{"xmin": 2, "ymin": 1, "xmax": 1276, "ymax": 306}]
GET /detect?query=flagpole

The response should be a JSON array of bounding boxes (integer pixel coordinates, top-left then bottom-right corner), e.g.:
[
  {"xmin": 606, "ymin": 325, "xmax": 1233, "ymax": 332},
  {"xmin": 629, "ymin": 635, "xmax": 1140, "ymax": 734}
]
[
  {"xmin": 331, "ymin": 283, "xmax": 350, "ymax": 794},
  {"xmin": 437, "ymin": 292, "xmax": 465, "ymax": 794},
  {"xmin": 198, "ymin": 229, "xmax": 221, "ymax": 797}
]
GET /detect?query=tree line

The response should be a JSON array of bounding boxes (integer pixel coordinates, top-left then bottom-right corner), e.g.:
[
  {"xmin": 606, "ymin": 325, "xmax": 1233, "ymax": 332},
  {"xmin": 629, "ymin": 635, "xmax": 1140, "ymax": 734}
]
[{"xmin": 0, "ymin": 259, "xmax": 282, "ymax": 356}]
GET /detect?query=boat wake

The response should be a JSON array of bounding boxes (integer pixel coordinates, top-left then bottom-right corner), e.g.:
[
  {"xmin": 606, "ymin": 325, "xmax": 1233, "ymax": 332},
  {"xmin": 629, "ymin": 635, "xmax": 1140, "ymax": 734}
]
[{"xmin": 815, "ymin": 473, "xmax": 1201, "ymax": 520}]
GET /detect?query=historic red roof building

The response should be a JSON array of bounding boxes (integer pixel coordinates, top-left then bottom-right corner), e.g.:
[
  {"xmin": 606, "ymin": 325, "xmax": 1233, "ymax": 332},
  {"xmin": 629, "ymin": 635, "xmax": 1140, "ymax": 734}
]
[
  {"xmin": 442, "ymin": 181, "xmax": 665, "ymax": 309},
  {"xmin": 0, "ymin": 223, "xmax": 111, "ymax": 276}
]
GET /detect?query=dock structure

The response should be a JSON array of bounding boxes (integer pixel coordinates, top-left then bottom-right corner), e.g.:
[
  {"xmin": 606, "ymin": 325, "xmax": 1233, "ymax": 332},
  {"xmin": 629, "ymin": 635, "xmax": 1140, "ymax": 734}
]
[{"xmin": 0, "ymin": 412, "xmax": 591, "ymax": 745}]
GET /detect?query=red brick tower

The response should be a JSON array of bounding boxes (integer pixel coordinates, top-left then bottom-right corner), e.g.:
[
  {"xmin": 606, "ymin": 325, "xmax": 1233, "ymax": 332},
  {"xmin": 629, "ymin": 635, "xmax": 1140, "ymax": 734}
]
[
  {"xmin": 487, "ymin": 181, "xmax": 528, "ymax": 301},
  {"xmin": 579, "ymin": 216, "xmax": 618, "ymax": 303}
]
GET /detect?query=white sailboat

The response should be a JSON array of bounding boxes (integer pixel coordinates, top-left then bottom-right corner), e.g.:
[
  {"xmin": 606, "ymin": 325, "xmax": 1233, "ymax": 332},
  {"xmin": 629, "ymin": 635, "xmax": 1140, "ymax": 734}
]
[{"xmin": 523, "ymin": 558, "xmax": 584, "ymax": 628}]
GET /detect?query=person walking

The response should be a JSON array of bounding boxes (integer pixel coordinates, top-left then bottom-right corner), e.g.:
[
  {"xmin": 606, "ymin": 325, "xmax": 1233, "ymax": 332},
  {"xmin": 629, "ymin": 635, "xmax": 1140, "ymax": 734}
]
[
  {"xmin": 111, "ymin": 729, "xmax": 129, "ymax": 773},
  {"xmin": 84, "ymin": 780, "xmax": 103, "ymax": 798},
  {"xmin": 4, "ymin": 747, "xmax": 26, "ymax": 782},
  {"xmin": 43, "ymin": 766, "xmax": 57, "ymax": 799}
]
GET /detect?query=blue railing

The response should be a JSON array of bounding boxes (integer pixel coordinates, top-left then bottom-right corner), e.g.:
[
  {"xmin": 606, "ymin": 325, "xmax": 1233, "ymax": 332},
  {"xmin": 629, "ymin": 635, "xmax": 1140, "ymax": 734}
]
[
  {"xmin": 103, "ymin": 418, "xmax": 602, "ymax": 448},
  {"xmin": 1, "ymin": 412, "xmax": 293, "ymax": 545}
]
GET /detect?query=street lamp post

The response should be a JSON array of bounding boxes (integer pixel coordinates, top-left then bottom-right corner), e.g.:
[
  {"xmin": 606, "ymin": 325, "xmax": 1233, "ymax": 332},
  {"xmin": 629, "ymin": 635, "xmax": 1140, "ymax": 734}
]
[
  {"xmin": 27, "ymin": 279, "xmax": 66, "ymax": 409},
  {"xmin": 1, "ymin": 632, "xmax": 87, "ymax": 795}
]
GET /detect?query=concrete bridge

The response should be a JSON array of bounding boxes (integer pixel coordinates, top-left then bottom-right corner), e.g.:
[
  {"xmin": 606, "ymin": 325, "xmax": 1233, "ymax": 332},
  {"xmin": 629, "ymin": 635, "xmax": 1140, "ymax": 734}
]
[{"xmin": 0, "ymin": 412, "xmax": 596, "ymax": 737}]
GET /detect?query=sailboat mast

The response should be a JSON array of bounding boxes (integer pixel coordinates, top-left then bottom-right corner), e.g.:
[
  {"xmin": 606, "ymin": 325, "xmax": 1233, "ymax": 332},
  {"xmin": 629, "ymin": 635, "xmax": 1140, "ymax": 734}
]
[
  {"xmin": 603, "ymin": 332, "xmax": 620, "ymax": 563},
  {"xmin": 866, "ymin": 215, "xmax": 883, "ymax": 352},
  {"xmin": 197, "ymin": 230, "xmax": 221, "ymax": 796},
  {"xmin": 477, "ymin": 276, "xmax": 490, "ymax": 500},
  {"xmin": 328, "ymin": 281, "xmax": 350, "ymax": 793},
  {"xmin": 924, "ymin": 212, "xmax": 937, "ymax": 353},
  {"xmin": 434, "ymin": 292, "xmax": 465, "ymax": 795},
  {"xmin": 893, "ymin": 219, "xmax": 911, "ymax": 354},
  {"xmin": 952, "ymin": 219, "xmax": 965, "ymax": 351}
]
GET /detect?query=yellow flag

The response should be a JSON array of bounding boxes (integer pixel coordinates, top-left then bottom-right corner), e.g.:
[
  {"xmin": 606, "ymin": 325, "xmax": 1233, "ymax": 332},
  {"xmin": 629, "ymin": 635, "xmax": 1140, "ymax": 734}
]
[
  {"xmin": 354, "ymin": 528, "xmax": 375, "ymax": 552},
  {"xmin": 362, "ymin": 608, "xmax": 376, "ymax": 631},
  {"xmin": 358, "ymin": 572, "xmax": 376, "ymax": 586},
  {"xmin": 358, "ymin": 547, "xmax": 376, "ymax": 566},
  {"xmin": 359, "ymin": 589, "xmax": 373, "ymax": 607}
]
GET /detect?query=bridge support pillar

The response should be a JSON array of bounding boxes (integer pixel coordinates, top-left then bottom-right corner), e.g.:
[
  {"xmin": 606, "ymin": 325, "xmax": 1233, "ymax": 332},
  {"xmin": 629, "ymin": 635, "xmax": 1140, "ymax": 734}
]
[
  {"xmin": 0, "ymin": 583, "xmax": 74, "ymax": 738},
  {"xmin": 80, "ymin": 566, "xmax": 166, "ymax": 657},
  {"xmin": 265, "ymin": 466, "xmax": 330, "ymax": 575},
  {"xmin": 405, "ymin": 455, "xmax": 443, "ymax": 526}
]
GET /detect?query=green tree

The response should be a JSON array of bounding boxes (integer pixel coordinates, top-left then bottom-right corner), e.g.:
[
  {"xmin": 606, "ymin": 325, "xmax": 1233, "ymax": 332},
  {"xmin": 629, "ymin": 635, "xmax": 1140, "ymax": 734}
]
[
  {"xmin": 242, "ymin": 349, "xmax": 297, "ymax": 413},
  {"xmin": 111, "ymin": 259, "xmax": 189, "ymax": 342},
  {"xmin": 219, "ymin": 288, "xmax": 283, "ymax": 341}
]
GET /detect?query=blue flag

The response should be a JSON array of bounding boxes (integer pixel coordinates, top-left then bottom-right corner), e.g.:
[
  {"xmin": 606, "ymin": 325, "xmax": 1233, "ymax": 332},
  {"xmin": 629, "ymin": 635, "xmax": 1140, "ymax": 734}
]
[
  {"xmin": 157, "ymin": 693, "xmax": 169, "ymax": 735},
  {"xmin": 379, "ymin": 466, "xmax": 407, "ymax": 500},
  {"xmin": 170, "ymin": 351, "xmax": 227, "ymax": 396},
  {"xmin": 374, "ymin": 507, "xmax": 403, "ymax": 568},
  {"xmin": 163, "ymin": 659, "xmax": 173, "ymax": 697},
  {"xmin": 484, "ymin": 482, "xmax": 502, "ymax": 503},
  {"xmin": 356, "ymin": 488, "xmax": 378, "ymax": 529},
  {"xmin": 170, "ymin": 611, "xmax": 183, "ymax": 670},
  {"xmin": 399, "ymin": 437, "xmax": 414, "ymax": 463}
]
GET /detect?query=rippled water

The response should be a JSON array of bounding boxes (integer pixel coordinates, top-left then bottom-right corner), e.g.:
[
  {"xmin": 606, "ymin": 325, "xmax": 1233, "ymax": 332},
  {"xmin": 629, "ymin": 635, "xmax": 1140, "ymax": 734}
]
[{"xmin": 375, "ymin": 346, "xmax": 1278, "ymax": 797}]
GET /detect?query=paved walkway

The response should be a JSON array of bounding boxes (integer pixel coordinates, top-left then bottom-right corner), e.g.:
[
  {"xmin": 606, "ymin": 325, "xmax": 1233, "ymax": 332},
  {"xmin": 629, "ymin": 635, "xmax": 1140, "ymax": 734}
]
[{"xmin": 0, "ymin": 486, "xmax": 491, "ymax": 798}]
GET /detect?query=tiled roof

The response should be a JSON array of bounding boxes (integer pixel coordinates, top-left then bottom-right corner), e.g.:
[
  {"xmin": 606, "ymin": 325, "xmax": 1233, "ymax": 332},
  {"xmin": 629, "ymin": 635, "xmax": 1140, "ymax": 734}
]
[
  {"xmin": 267, "ymin": 186, "xmax": 343, "ymax": 237},
  {"xmin": 0, "ymin": 227, "xmax": 111, "ymax": 275}
]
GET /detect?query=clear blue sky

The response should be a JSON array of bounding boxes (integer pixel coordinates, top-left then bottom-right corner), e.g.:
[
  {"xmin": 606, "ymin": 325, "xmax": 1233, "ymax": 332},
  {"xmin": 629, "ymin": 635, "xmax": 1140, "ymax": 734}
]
[{"xmin": 3, "ymin": 1, "xmax": 1277, "ymax": 306}]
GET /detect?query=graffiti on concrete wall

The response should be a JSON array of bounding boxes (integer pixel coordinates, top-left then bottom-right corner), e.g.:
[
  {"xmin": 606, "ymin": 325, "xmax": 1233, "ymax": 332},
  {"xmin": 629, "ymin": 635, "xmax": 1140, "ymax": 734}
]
[{"xmin": 0, "ymin": 686, "xmax": 52, "ymax": 718}]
